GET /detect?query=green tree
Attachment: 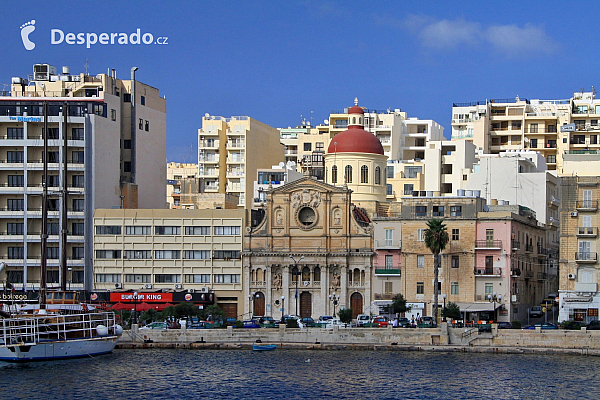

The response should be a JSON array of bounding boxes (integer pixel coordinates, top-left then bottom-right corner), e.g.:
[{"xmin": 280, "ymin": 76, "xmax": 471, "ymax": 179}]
[
  {"xmin": 338, "ymin": 308, "xmax": 353, "ymax": 324},
  {"xmin": 442, "ymin": 302, "xmax": 461, "ymax": 320},
  {"xmin": 139, "ymin": 308, "xmax": 158, "ymax": 324},
  {"xmin": 390, "ymin": 293, "xmax": 411, "ymax": 314},
  {"xmin": 424, "ymin": 218, "xmax": 449, "ymax": 325},
  {"xmin": 174, "ymin": 302, "xmax": 200, "ymax": 319},
  {"xmin": 199, "ymin": 304, "xmax": 225, "ymax": 322}
]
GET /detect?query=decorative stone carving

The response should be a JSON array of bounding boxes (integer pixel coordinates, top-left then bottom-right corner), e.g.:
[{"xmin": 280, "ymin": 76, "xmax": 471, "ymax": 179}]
[
  {"xmin": 291, "ymin": 189, "xmax": 321, "ymax": 209},
  {"xmin": 272, "ymin": 273, "xmax": 282, "ymax": 290},
  {"xmin": 330, "ymin": 273, "xmax": 340, "ymax": 289}
]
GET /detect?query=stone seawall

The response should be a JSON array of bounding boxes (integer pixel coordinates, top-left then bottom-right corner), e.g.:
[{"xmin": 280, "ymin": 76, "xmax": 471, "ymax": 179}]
[{"xmin": 117, "ymin": 323, "xmax": 600, "ymax": 356}]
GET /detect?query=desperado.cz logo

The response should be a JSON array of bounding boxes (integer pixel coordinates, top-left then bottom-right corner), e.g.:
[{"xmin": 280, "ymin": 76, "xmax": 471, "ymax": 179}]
[{"xmin": 19, "ymin": 20, "xmax": 168, "ymax": 50}]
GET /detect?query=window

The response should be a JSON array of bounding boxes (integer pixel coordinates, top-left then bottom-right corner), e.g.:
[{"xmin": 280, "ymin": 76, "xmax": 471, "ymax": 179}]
[
  {"xmin": 361, "ymin": 165, "xmax": 368, "ymax": 183},
  {"xmin": 96, "ymin": 274, "xmax": 121, "ymax": 283},
  {"xmin": 530, "ymin": 138, "xmax": 538, "ymax": 148},
  {"xmin": 214, "ymin": 274, "xmax": 240, "ymax": 284},
  {"xmin": 384, "ymin": 281, "xmax": 393, "ymax": 294},
  {"xmin": 405, "ymin": 166, "xmax": 422, "ymax": 179},
  {"xmin": 96, "ymin": 226, "xmax": 121, "ymax": 235},
  {"xmin": 486, "ymin": 229, "xmax": 494, "ymax": 241},
  {"xmin": 126, "ymin": 226, "xmax": 151, "ymax": 235},
  {"xmin": 47, "ymin": 222, "xmax": 59, "ymax": 235},
  {"xmin": 124, "ymin": 250, "xmax": 152, "ymax": 259},
  {"xmin": 375, "ymin": 166, "xmax": 381, "ymax": 185},
  {"xmin": 316, "ymin": 142, "xmax": 324, "ymax": 151},
  {"xmin": 184, "ymin": 250, "xmax": 210, "ymax": 259},
  {"xmin": 72, "ymin": 223, "xmax": 85, "ymax": 236},
  {"xmin": 415, "ymin": 206, "xmax": 427, "ymax": 217},
  {"xmin": 47, "ymin": 247, "xmax": 59, "ymax": 259},
  {"xmin": 72, "ymin": 175, "xmax": 84, "ymax": 187},
  {"xmin": 344, "ymin": 165, "xmax": 352, "ymax": 183},
  {"xmin": 304, "ymin": 143, "xmax": 312, "ymax": 151},
  {"xmin": 331, "ymin": 165, "xmax": 338, "ymax": 183},
  {"xmin": 185, "ymin": 274, "xmax": 210, "ymax": 284},
  {"xmin": 417, "ymin": 228, "xmax": 425, "ymax": 242},
  {"xmin": 452, "ymin": 228, "xmax": 459, "ymax": 241},
  {"xmin": 123, "ymin": 93, "xmax": 131, "ymax": 102},
  {"xmin": 72, "ymin": 128, "xmax": 84, "ymax": 140},
  {"xmin": 485, "ymin": 256, "xmax": 494, "ymax": 274},
  {"xmin": 7, "ymin": 271, "xmax": 23, "ymax": 284},
  {"xmin": 451, "ymin": 282, "xmax": 459, "ymax": 295},
  {"xmin": 417, "ymin": 282, "xmax": 424, "ymax": 294},
  {"xmin": 154, "ymin": 250, "xmax": 181, "ymax": 259},
  {"xmin": 125, "ymin": 274, "xmax": 151, "ymax": 283},
  {"xmin": 123, "ymin": 162, "xmax": 131, "ymax": 172},
  {"xmin": 95, "ymin": 250, "xmax": 121, "ymax": 259},
  {"xmin": 451, "ymin": 255, "xmax": 459, "ymax": 268},
  {"xmin": 155, "ymin": 226, "xmax": 181, "ymax": 235},
  {"xmin": 7, "ymin": 223, "xmax": 24, "ymax": 235},
  {"xmin": 139, "ymin": 118, "xmax": 143, "ymax": 130},
  {"xmin": 47, "ymin": 175, "xmax": 60, "ymax": 187},
  {"xmin": 583, "ymin": 190, "xmax": 593, "ymax": 208},
  {"xmin": 43, "ymin": 128, "xmax": 59, "ymax": 139},
  {"xmin": 214, "ymin": 226, "xmax": 240, "ymax": 235},
  {"xmin": 111, "ymin": 109, "xmax": 116, "ymax": 121},
  {"xmin": 387, "ymin": 165, "xmax": 395, "ymax": 178},
  {"xmin": 141, "ymin": 95, "xmax": 145, "ymax": 106},
  {"xmin": 450, "ymin": 206, "xmax": 462, "ymax": 217},
  {"xmin": 155, "ymin": 274, "xmax": 181, "ymax": 283},
  {"xmin": 8, "ymin": 175, "xmax": 24, "ymax": 187},
  {"xmin": 7, "ymin": 199, "xmax": 24, "ymax": 211},
  {"xmin": 385, "ymin": 229, "xmax": 393, "ymax": 246},
  {"xmin": 7, "ymin": 127, "xmax": 23, "ymax": 139},
  {"xmin": 7, "ymin": 151, "xmax": 24, "ymax": 163},
  {"xmin": 417, "ymin": 255, "xmax": 425, "ymax": 268},
  {"xmin": 72, "ymin": 247, "xmax": 84, "ymax": 260},
  {"xmin": 145, "ymin": 120, "xmax": 149, "ymax": 132},
  {"xmin": 433, "ymin": 206, "xmax": 444, "ymax": 217},
  {"xmin": 72, "ymin": 151, "xmax": 84, "ymax": 164},
  {"xmin": 8, "ymin": 246, "xmax": 24, "ymax": 259},
  {"xmin": 185, "ymin": 226, "xmax": 210, "ymax": 235},
  {"xmin": 385, "ymin": 255, "xmax": 394, "ymax": 268},
  {"xmin": 404, "ymin": 184, "xmax": 414, "ymax": 195},
  {"xmin": 213, "ymin": 250, "xmax": 241, "ymax": 259},
  {"xmin": 387, "ymin": 184, "xmax": 393, "ymax": 195},
  {"xmin": 485, "ymin": 283, "xmax": 493, "ymax": 295},
  {"xmin": 123, "ymin": 140, "xmax": 131, "ymax": 149}
]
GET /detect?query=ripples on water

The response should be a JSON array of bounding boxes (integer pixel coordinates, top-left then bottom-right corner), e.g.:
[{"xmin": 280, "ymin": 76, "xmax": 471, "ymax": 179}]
[{"xmin": 1, "ymin": 349, "xmax": 600, "ymax": 399}]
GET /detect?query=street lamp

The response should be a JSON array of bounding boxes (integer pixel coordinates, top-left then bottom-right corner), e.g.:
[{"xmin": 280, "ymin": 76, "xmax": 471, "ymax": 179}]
[
  {"xmin": 487, "ymin": 292, "xmax": 502, "ymax": 322},
  {"xmin": 67, "ymin": 267, "xmax": 72, "ymax": 290},
  {"xmin": 329, "ymin": 292, "xmax": 340, "ymax": 317},
  {"xmin": 442, "ymin": 294, "xmax": 447, "ymax": 322},
  {"xmin": 281, "ymin": 295, "xmax": 285, "ymax": 323},
  {"xmin": 133, "ymin": 291, "xmax": 138, "ymax": 325},
  {"xmin": 289, "ymin": 255, "xmax": 305, "ymax": 317}
]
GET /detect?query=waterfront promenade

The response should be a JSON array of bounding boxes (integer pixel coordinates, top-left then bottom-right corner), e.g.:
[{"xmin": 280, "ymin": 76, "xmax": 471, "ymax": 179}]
[{"xmin": 117, "ymin": 322, "xmax": 600, "ymax": 356}]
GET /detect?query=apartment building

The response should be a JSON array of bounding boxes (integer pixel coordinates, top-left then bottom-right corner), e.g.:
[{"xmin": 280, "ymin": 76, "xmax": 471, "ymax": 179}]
[
  {"xmin": 166, "ymin": 162, "xmax": 197, "ymax": 209},
  {"xmin": 198, "ymin": 115, "xmax": 284, "ymax": 209},
  {"xmin": 93, "ymin": 208, "xmax": 245, "ymax": 318},
  {"xmin": 252, "ymin": 165, "xmax": 303, "ymax": 208},
  {"xmin": 372, "ymin": 219, "xmax": 402, "ymax": 312},
  {"xmin": 0, "ymin": 63, "xmax": 166, "ymax": 292}
]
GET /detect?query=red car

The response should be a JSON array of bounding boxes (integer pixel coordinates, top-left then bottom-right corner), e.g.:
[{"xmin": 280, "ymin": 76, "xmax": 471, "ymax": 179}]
[{"xmin": 372, "ymin": 316, "xmax": 389, "ymax": 327}]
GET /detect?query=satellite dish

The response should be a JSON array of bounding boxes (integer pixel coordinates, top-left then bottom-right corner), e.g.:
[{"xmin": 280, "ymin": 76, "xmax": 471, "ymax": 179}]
[
  {"xmin": 204, "ymin": 113, "xmax": 210, "ymax": 117},
  {"xmin": 324, "ymin": 119, "xmax": 328, "ymax": 124},
  {"xmin": 278, "ymin": 162, "xmax": 285, "ymax": 168}
]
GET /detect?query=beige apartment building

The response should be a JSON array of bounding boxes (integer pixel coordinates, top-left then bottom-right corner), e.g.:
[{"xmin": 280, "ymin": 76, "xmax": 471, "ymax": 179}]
[
  {"xmin": 0, "ymin": 63, "xmax": 166, "ymax": 292},
  {"xmin": 166, "ymin": 162, "xmax": 197, "ymax": 209},
  {"xmin": 93, "ymin": 208, "xmax": 245, "ymax": 318},
  {"xmin": 198, "ymin": 115, "xmax": 284, "ymax": 209}
]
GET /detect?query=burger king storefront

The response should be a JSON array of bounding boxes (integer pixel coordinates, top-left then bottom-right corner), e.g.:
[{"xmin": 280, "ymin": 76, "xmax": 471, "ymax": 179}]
[{"xmin": 106, "ymin": 291, "xmax": 215, "ymax": 310}]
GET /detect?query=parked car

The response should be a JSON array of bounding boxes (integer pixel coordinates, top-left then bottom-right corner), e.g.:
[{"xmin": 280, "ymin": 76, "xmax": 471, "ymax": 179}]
[
  {"xmin": 421, "ymin": 316, "xmax": 436, "ymax": 327},
  {"xmin": 318, "ymin": 315, "xmax": 334, "ymax": 323},
  {"xmin": 497, "ymin": 322, "xmax": 512, "ymax": 329},
  {"xmin": 397, "ymin": 317, "xmax": 410, "ymax": 328},
  {"xmin": 301, "ymin": 317, "xmax": 315, "ymax": 327},
  {"xmin": 187, "ymin": 321, "xmax": 212, "ymax": 329},
  {"xmin": 523, "ymin": 322, "xmax": 557, "ymax": 330},
  {"xmin": 561, "ymin": 321, "xmax": 585, "ymax": 330},
  {"xmin": 252, "ymin": 316, "xmax": 276, "ymax": 326},
  {"xmin": 586, "ymin": 320, "xmax": 600, "ymax": 330},
  {"xmin": 242, "ymin": 320, "xmax": 260, "ymax": 329},
  {"xmin": 140, "ymin": 322, "xmax": 169, "ymax": 330},
  {"xmin": 324, "ymin": 318, "xmax": 347, "ymax": 329},
  {"xmin": 529, "ymin": 306, "xmax": 544, "ymax": 318},
  {"xmin": 356, "ymin": 314, "xmax": 371, "ymax": 327},
  {"xmin": 372, "ymin": 316, "xmax": 390, "ymax": 327}
]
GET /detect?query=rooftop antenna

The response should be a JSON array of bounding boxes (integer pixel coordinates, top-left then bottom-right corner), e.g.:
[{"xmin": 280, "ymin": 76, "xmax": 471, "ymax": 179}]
[{"xmin": 84, "ymin": 59, "xmax": 89, "ymax": 76}]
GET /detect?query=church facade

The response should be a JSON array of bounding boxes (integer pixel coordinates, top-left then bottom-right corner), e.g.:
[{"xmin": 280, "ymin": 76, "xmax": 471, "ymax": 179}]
[{"xmin": 243, "ymin": 177, "xmax": 374, "ymax": 320}]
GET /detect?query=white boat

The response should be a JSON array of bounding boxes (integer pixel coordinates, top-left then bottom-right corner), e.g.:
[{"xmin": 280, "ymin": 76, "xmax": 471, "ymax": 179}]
[{"xmin": 0, "ymin": 309, "xmax": 122, "ymax": 362}]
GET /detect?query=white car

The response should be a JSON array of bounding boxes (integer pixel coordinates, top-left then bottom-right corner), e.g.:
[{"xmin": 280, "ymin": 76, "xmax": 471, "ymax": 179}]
[
  {"xmin": 356, "ymin": 314, "xmax": 371, "ymax": 327},
  {"xmin": 324, "ymin": 318, "xmax": 348, "ymax": 329}
]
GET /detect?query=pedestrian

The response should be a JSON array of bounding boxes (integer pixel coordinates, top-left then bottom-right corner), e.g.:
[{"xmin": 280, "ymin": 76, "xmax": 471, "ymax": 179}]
[{"xmin": 411, "ymin": 316, "xmax": 415, "ymax": 327}]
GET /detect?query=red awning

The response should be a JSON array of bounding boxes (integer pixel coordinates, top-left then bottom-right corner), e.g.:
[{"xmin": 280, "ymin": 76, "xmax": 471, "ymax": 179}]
[{"xmin": 111, "ymin": 302, "xmax": 132, "ymax": 311}]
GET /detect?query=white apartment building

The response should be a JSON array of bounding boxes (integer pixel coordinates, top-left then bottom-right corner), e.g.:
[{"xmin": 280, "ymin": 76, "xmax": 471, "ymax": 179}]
[
  {"xmin": 0, "ymin": 63, "xmax": 166, "ymax": 292},
  {"xmin": 252, "ymin": 165, "xmax": 303, "ymax": 208},
  {"xmin": 93, "ymin": 208, "xmax": 245, "ymax": 318},
  {"xmin": 198, "ymin": 115, "xmax": 284, "ymax": 209}
]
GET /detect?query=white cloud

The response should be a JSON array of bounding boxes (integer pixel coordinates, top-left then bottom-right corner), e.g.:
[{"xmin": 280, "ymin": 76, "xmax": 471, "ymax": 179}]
[
  {"xmin": 486, "ymin": 24, "xmax": 558, "ymax": 55},
  {"xmin": 419, "ymin": 18, "xmax": 481, "ymax": 49}
]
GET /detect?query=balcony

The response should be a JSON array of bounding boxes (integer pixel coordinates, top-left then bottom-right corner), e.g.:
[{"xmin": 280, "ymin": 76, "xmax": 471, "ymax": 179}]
[
  {"xmin": 537, "ymin": 246, "xmax": 548, "ymax": 255},
  {"xmin": 575, "ymin": 252, "xmax": 598, "ymax": 263},
  {"xmin": 549, "ymin": 196, "xmax": 560, "ymax": 207},
  {"xmin": 576, "ymin": 200, "xmax": 598, "ymax": 211},
  {"xmin": 474, "ymin": 267, "xmax": 502, "ymax": 276},
  {"xmin": 574, "ymin": 282, "xmax": 598, "ymax": 293},
  {"xmin": 475, "ymin": 240, "xmax": 502, "ymax": 249},
  {"xmin": 537, "ymin": 272, "xmax": 548, "ymax": 281},
  {"xmin": 577, "ymin": 227, "xmax": 598, "ymax": 237},
  {"xmin": 510, "ymin": 268, "xmax": 521, "ymax": 277},
  {"xmin": 374, "ymin": 239, "xmax": 401, "ymax": 249},
  {"xmin": 374, "ymin": 268, "xmax": 401, "ymax": 276},
  {"xmin": 511, "ymin": 240, "xmax": 520, "ymax": 250},
  {"xmin": 525, "ymin": 244, "xmax": 534, "ymax": 252}
]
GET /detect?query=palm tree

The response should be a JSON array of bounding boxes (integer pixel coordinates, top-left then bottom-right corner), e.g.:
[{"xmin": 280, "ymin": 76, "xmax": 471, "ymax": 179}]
[{"xmin": 424, "ymin": 218, "xmax": 449, "ymax": 325}]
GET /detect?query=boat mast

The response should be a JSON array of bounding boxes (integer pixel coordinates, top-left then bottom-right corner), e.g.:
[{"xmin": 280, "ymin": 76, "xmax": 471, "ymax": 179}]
[
  {"xmin": 60, "ymin": 102, "xmax": 68, "ymax": 291},
  {"xmin": 40, "ymin": 101, "xmax": 48, "ymax": 309}
]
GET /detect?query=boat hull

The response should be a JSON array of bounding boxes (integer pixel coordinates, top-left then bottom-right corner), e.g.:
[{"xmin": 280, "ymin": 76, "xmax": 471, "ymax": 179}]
[
  {"xmin": 252, "ymin": 344, "xmax": 276, "ymax": 351},
  {"xmin": 0, "ymin": 336, "xmax": 119, "ymax": 362}
]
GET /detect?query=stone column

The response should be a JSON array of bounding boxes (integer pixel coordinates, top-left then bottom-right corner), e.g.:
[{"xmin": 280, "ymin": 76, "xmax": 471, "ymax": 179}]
[
  {"xmin": 321, "ymin": 264, "xmax": 329, "ymax": 316},
  {"xmin": 243, "ymin": 264, "xmax": 251, "ymax": 318},
  {"xmin": 282, "ymin": 265, "xmax": 290, "ymax": 318},
  {"xmin": 265, "ymin": 262, "xmax": 272, "ymax": 317},
  {"xmin": 364, "ymin": 263, "xmax": 372, "ymax": 314},
  {"xmin": 341, "ymin": 264, "xmax": 348, "ymax": 310}
]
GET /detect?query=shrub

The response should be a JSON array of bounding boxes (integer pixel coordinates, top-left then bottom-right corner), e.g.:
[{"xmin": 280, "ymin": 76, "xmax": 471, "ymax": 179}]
[
  {"xmin": 338, "ymin": 308, "xmax": 353, "ymax": 324},
  {"xmin": 286, "ymin": 318, "xmax": 299, "ymax": 328},
  {"xmin": 234, "ymin": 320, "xmax": 244, "ymax": 329},
  {"xmin": 511, "ymin": 321, "xmax": 521, "ymax": 329}
]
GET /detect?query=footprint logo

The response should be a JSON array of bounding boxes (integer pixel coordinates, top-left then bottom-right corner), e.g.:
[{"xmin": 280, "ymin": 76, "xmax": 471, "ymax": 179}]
[{"xmin": 20, "ymin": 20, "xmax": 36, "ymax": 50}]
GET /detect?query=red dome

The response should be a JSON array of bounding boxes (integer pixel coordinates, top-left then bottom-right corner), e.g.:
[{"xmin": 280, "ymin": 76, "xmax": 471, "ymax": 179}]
[
  {"xmin": 348, "ymin": 105, "xmax": 364, "ymax": 115},
  {"xmin": 327, "ymin": 126, "xmax": 384, "ymax": 155}
]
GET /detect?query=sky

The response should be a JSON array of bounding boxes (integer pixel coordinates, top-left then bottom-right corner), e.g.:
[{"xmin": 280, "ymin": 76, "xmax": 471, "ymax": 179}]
[{"xmin": 1, "ymin": 1, "xmax": 596, "ymax": 162}]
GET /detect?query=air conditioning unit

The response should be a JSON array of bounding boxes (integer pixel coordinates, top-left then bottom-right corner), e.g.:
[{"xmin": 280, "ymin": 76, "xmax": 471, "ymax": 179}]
[
  {"xmin": 200, "ymin": 287, "xmax": 210, "ymax": 293},
  {"xmin": 175, "ymin": 284, "xmax": 183, "ymax": 290},
  {"xmin": 571, "ymin": 212, "xmax": 578, "ymax": 217},
  {"xmin": 144, "ymin": 284, "xmax": 153, "ymax": 289},
  {"xmin": 115, "ymin": 283, "xmax": 122, "ymax": 289},
  {"xmin": 568, "ymin": 273, "xmax": 576, "ymax": 280},
  {"xmin": 187, "ymin": 288, "xmax": 195, "ymax": 293}
]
